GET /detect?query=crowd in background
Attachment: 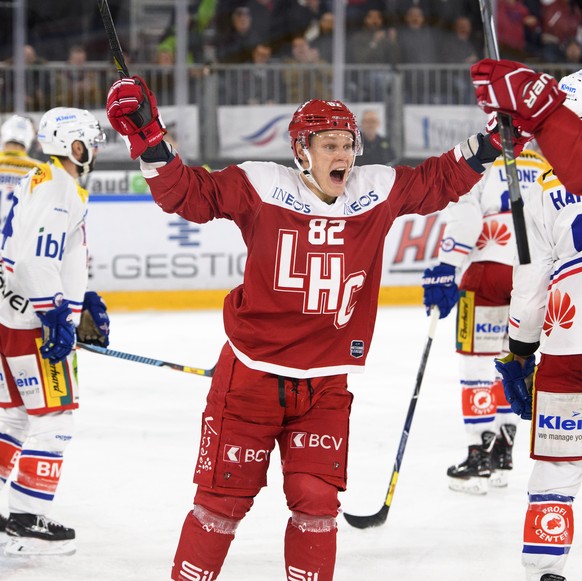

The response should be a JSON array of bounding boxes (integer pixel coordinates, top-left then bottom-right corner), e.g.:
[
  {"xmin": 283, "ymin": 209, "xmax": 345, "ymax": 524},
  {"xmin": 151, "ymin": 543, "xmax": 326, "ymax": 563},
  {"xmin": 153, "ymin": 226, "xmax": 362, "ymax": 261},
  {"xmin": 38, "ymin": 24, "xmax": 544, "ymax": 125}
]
[{"xmin": 1, "ymin": 1, "xmax": 582, "ymax": 119}]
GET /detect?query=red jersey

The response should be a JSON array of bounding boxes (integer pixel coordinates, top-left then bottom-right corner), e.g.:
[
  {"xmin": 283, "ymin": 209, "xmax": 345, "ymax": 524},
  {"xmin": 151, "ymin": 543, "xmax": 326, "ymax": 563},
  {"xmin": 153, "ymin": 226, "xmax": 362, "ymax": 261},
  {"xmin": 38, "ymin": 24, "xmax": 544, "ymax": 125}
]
[{"xmin": 143, "ymin": 150, "xmax": 480, "ymax": 377}]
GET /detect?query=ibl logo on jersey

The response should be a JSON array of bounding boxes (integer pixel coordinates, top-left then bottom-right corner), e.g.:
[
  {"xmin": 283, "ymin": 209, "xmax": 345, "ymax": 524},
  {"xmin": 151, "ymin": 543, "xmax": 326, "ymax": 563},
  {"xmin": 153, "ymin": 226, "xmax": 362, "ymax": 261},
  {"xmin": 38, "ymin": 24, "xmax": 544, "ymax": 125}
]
[
  {"xmin": 35, "ymin": 228, "xmax": 66, "ymax": 260},
  {"xmin": 290, "ymin": 431, "xmax": 343, "ymax": 450}
]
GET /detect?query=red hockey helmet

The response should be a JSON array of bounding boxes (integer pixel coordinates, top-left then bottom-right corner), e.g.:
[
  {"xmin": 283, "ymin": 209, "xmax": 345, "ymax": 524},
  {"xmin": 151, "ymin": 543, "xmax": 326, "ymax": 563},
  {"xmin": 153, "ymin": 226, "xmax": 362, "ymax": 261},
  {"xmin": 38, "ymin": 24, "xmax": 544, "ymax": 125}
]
[{"xmin": 288, "ymin": 99, "xmax": 362, "ymax": 156}]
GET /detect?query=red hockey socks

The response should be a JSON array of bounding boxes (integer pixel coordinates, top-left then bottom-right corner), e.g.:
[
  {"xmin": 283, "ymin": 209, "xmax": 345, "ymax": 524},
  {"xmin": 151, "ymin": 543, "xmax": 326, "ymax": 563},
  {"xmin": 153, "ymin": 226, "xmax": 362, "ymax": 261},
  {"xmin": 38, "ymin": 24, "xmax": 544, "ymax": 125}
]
[
  {"xmin": 171, "ymin": 506, "xmax": 237, "ymax": 581},
  {"xmin": 284, "ymin": 512, "xmax": 337, "ymax": 581}
]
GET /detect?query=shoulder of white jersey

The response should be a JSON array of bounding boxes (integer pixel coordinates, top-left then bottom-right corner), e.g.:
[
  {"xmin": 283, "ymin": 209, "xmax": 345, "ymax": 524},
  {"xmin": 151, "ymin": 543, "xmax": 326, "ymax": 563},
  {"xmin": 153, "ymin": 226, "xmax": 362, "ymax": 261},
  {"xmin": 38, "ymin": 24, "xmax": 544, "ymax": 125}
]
[
  {"xmin": 539, "ymin": 166, "xmax": 561, "ymax": 189},
  {"xmin": 25, "ymin": 160, "xmax": 89, "ymax": 204},
  {"xmin": 519, "ymin": 148, "xmax": 549, "ymax": 167}
]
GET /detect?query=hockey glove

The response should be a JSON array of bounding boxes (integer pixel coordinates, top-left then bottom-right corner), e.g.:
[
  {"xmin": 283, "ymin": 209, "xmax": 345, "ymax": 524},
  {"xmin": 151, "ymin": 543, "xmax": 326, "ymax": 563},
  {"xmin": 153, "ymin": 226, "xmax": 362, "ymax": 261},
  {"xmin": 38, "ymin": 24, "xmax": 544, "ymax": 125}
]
[
  {"xmin": 37, "ymin": 301, "xmax": 76, "ymax": 364},
  {"xmin": 471, "ymin": 59, "xmax": 565, "ymax": 136},
  {"xmin": 494, "ymin": 353, "xmax": 536, "ymax": 420},
  {"xmin": 422, "ymin": 263, "xmax": 458, "ymax": 319},
  {"xmin": 484, "ymin": 114, "xmax": 532, "ymax": 158},
  {"xmin": 76, "ymin": 291, "xmax": 110, "ymax": 347},
  {"xmin": 106, "ymin": 76, "xmax": 166, "ymax": 160}
]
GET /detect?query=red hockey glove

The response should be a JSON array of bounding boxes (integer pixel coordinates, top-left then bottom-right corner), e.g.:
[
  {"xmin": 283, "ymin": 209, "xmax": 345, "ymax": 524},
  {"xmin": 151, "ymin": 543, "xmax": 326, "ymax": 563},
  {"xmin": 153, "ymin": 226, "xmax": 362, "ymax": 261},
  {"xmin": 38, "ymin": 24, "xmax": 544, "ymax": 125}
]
[
  {"xmin": 106, "ymin": 76, "xmax": 166, "ymax": 159},
  {"xmin": 471, "ymin": 59, "xmax": 565, "ymax": 135},
  {"xmin": 485, "ymin": 114, "xmax": 532, "ymax": 158}
]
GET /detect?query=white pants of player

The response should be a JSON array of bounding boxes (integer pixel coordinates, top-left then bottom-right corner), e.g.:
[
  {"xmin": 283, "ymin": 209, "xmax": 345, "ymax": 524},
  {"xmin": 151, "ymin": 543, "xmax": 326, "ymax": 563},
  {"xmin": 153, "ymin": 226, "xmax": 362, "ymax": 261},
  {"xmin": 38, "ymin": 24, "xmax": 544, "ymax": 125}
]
[
  {"xmin": 0, "ymin": 406, "xmax": 74, "ymax": 515},
  {"xmin": 524, "ymin": 460, "xmax": 582, "ymax": 581}
]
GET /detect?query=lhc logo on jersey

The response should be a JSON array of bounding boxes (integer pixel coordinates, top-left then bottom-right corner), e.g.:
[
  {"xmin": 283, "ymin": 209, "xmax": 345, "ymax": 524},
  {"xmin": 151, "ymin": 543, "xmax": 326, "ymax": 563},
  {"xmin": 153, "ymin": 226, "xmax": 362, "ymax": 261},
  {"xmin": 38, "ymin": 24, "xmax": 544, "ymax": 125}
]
[
  {"xmin": 274, "ymin": 223, "xmax": 366, "ymax": 329},
  {"xmin": 288, "ymin": 565, "xmax": 319, "ymax": 581},
  {"xmin": 543, "ymin": 289, "xmax": 576, "ymax": 336},
  {"xmin": 476, "ymin": 220, "xmax": 510, "ymax": 250}
]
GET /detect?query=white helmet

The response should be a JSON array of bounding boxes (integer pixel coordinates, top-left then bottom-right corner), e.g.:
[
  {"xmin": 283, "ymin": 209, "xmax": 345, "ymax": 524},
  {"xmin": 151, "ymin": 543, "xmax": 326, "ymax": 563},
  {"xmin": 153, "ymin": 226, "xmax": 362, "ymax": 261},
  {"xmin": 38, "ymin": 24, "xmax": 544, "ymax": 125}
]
[
  {"xmin": 559, "ymin": 70, "xmax": 582, "ymax": 119},
  {"xmin": 1, "ymin": 115, "xmax": 35, "ymax": 151},
  {"xmin": 37, "ymin": 107, "xmax": 106, "ymax": 175}
]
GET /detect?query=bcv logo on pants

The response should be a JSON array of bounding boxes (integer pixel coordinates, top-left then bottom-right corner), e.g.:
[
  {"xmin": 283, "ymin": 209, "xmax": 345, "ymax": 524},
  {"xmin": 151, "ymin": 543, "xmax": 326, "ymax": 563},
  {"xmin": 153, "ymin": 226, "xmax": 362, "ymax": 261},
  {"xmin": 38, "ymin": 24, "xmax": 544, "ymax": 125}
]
[{"xmin": 290, "ymin": 432, "xmax": 343, "ymax": 450}]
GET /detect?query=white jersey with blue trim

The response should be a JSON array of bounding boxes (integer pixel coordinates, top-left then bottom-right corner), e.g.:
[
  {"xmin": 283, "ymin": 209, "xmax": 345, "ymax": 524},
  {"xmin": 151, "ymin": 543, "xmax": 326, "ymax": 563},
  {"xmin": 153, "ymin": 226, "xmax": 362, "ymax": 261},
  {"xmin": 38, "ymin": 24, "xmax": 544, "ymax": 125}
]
[
  {"xmin": 509, "ymin": 167, "xmax": 582, "ymax": 355},
  {"xmin": 438, "ymin": 149, "xmax": 550, "ymax": 269},
  {"xmin": 0, "ymin": 157, "xmax": 89, "ymax": 330}
]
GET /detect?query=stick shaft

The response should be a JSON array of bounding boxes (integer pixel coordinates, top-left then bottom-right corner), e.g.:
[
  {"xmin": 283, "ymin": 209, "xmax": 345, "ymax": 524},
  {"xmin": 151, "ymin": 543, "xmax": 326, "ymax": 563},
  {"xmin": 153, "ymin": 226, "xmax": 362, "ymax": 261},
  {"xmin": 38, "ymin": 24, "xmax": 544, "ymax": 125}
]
[
  {"xmin": 478, "ymin": 0, "xmax": 531, "ymax": 263},
  {"xmin": 97, "ymin": 0, "xmax": 129, "ymax": 78},
  {"xmin": 78, "ymin": 343, "xmax": 215, "ymax": 377}
]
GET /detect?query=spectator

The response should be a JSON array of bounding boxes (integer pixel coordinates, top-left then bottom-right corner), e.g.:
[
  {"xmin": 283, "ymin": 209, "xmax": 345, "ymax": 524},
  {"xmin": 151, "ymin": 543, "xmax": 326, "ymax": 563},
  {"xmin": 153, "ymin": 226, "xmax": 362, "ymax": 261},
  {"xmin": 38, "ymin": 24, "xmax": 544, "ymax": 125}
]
[
  {"xmin": 396, "ymin": 6, "xmax": 442, "ymax": 63},
  {"xmin": 358, "ymin": 109, "xmax": 397, "ymax": 165},
  {"xmin": 441, "ymin": 16, "xmax": 480, "ymax": 103},
  {"xmin": 564, "ymin": 37, "xmax": 582, "ymax": 64},
  {"xmin": 282, "ymin": 36, "xmax": 332, "ymax": 103},
  {"xmin": 311, "ymin": 11, "xmax": 335, "ymax": 63},
  {"xmin": 270, "ymin": 0, "xmax": 327, "ymax": 58},
  {"xmin": 383, "ymin": 0, "xmax": 433, "ymax": 27},
  {"xmin": 396, "ymin": 6, "xmax": 443, "ymax": 103},
  {"xmin": 2, "ymin": 44, "xmax": 50, "ymax": 113},
  {"xmin": 540, "ymin": 0, "xmax": 582, "ymax": 62},
  {"xmin": 241, "ymin": 43, "xmax": 285, "ymax": 104},
  {"xmin": 497, "ymin": 0, "xmax": 539, "ymax": 60},
  {"xmin": 54, "ymin": 45, "xmax": 103, "ymax": 109},
  {"xmin": 216, "ymin": 6, "xmax": 261, "ymax": 64},
  {"xmin": 348, "ymin": 8, "xmax": 399, "ymax": 101}
]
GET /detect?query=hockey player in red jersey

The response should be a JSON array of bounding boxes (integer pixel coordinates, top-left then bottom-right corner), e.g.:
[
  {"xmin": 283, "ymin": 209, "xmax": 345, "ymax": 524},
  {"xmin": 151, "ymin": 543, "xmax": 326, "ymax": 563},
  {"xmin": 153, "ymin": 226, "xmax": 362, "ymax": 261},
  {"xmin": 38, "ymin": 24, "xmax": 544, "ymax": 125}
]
[
  {"xmin": 422, "ymin": 144, "xmax": 549, "ymax": 495},
  {"xmin": 469, "ymin": 62, "xmax": 582, "ymax": 581},
  {"xmin": 106, "ymin": 75, "xmax": 527, "ymax": 580}
]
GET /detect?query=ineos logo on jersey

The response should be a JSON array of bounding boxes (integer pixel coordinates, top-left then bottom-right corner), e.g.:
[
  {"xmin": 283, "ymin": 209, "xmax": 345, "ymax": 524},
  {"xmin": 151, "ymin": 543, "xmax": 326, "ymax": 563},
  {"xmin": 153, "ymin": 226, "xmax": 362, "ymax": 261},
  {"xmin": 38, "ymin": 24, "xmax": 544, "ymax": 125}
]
[
  {"xmin": 290, "ymin": 431, "xmax": 343, "ymax": 451},
  {"xmin": 179, "ymin": 561, "xmax": 215, "ymax": 581},
  {"xmin": 274, "ymin": 222, "xmax": 366, "ymax": 328}
]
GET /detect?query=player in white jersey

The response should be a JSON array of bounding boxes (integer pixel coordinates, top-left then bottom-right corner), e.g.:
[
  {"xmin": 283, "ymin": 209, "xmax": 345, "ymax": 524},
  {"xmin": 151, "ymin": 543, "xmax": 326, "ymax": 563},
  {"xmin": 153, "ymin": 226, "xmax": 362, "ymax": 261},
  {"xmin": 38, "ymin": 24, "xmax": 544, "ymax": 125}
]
[
  {"xmin": 469, "ymin": 62, "xmax": 582, "ymax": 581},
  {"xmin": 0, "ymin": 107, "xmax": 110, "ymax": 556},
  {"xmin": 106, "ymin": 74, "xmax": 528, "ymax": 580},
  {"xmin": 422, "ymin": 146, "xmax": 550, "ymax": 494},
  {"xmin": 0, "ymin": 115, "xmax": 41, "ymax": 231}
]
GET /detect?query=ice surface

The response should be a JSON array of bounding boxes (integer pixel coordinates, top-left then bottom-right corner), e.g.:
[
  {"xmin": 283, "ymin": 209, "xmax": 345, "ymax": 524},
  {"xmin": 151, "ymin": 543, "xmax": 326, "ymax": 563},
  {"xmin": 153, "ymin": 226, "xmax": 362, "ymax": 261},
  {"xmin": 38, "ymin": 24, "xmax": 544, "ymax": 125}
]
[{"xmin": 1, "ymin": 306, "xmax": 580, "ymax": 580}]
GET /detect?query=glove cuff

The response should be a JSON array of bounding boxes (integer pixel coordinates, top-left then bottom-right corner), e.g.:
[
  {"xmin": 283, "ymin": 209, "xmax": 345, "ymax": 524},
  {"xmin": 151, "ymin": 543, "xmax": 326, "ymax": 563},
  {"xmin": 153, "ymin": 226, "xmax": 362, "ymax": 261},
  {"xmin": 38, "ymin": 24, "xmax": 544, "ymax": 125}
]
[{"xmin": 459, "ymin": 133, "xmax": 499, "ymax": 173}]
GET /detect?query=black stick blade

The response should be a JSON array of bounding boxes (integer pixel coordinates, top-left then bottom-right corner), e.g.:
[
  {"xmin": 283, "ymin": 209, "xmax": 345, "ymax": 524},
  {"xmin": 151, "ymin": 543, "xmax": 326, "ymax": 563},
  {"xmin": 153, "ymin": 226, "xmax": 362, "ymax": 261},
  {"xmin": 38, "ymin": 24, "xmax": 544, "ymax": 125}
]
[{"xmin": 343, "ymin": 505, "xmax": 389, "ymax": 529}]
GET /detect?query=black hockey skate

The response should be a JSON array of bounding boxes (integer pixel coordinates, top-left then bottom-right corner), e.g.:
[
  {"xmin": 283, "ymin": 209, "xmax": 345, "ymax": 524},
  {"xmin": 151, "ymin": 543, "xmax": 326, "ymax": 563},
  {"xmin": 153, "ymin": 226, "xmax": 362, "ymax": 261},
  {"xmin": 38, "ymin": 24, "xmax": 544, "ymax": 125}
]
[
  {"xmin": 447, "ymin": 431, "xmax": 496, "ymax": 495},
  {"xmin": 540, "ymin": 575, "xmax": 566, "ymax": 581},
  {"xmin": 490, "ymin": 424, "xmax": 517, "ymax": 488},
  {"xmin": 0, "ymin": 513, "xmax": 7, "ymax": 546},
  {"xmin": 5, "ymin": 513, "xmax": 76, "ymax": 556}
]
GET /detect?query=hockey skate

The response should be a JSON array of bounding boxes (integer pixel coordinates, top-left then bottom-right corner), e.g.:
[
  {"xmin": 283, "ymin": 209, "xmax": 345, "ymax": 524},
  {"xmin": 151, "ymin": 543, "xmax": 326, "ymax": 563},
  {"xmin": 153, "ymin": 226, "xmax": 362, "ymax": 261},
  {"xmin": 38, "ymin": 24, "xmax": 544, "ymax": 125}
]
[
  {"xmin": 0, "ymin": 513, "xmax": 7, "ymax": 546},
  {"xmin": 490, "ymin": 424, "xmax": 516, "ymax": 488},
  {"xmin": 4, "ymin": 513, "xmax": 76, "ymax": 556},
  {"xmin": 447, "ymin": 431, "xmax": 495, "ymax": 495},
  {"xmin": 540, "ymin": 575, "xmax": 566, "ymax": 581}
]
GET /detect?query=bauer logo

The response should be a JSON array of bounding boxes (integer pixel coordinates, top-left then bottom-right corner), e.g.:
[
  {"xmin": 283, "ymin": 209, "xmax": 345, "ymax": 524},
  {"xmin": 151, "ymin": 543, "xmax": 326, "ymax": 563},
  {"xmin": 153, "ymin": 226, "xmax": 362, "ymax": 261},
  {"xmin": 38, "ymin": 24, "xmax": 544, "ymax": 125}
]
[
  {"xmin": 350, "ymin": 340, "xmax": 364, "ymax": 358},
  {"xmin": 287, "ymin": 565, "xmax": 319, "ymax": 581}
]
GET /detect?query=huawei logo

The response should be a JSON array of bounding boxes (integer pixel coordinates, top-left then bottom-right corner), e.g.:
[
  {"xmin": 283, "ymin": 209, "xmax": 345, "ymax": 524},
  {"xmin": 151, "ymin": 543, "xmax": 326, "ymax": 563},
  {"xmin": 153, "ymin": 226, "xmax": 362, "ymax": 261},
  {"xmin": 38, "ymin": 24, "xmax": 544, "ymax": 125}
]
[
  {"xmin": 543, "ymin": 289, "xmax": 576, "ymax": 336},
  {"xmin": 476, "ymin": 220, "xmax": 511, "ymax": 249}
]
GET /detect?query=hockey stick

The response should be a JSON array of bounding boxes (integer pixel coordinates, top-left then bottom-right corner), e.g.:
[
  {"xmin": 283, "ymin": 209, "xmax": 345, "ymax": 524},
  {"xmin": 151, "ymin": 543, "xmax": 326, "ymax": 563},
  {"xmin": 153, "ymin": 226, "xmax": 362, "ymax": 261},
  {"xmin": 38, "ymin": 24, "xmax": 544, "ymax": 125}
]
[
  {"xmin": 478, "ymin": 0, "xmax": 530, "ymax": 264},
  {"xmin": 97, "ymin": 0, "xmax": 130, "ymax": 78},
  {"xmin": 77, "ymin": 343, "xmax": 216, "ymax": 377},
  {"xmin": 343, "ymin": 307, "xmax": 439, "ymax": 529}
]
